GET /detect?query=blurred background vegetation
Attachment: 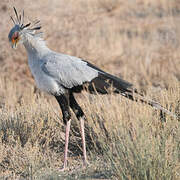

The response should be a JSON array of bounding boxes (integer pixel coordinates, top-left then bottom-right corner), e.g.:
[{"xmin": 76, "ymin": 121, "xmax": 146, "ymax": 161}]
[{"xmin": 0, "ymin": 0, "xmax": 179, "ymax": 179}]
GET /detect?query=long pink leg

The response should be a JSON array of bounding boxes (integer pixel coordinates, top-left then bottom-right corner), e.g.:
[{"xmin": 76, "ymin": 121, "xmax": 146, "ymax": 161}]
[
  {"xmin": 80, "ymin": 117, "xmax": 88, "ymax": 166},
  {"xmin": 61, "ymin": 119, "xmax": 71, "ymax": 170}
]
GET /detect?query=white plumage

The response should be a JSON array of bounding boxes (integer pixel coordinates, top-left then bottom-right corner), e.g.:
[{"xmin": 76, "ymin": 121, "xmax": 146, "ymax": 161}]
[
  {"xmin": 22, "ymin": 33, "xmax": 98, "ymax": 95},
  {"xmin": 8, "ymin": 7, "xmax": 177, "ymax": 171},
  {"xmin": 41, "ymin": 53, "xmax": 99, "ymax": 89}
]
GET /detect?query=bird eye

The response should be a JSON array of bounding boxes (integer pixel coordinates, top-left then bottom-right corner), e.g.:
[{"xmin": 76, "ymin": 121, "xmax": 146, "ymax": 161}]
[{"xmin": 12, "ymin": 32, "xmax": 19, "ymax": 41}]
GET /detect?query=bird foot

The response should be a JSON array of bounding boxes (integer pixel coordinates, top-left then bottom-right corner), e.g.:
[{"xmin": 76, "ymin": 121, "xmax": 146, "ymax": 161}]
[
  {"xmin": 59, "ymin": 162, "xmax": 68, "ymax": 172},
  {"xmin": 59, "ymin": 166, "xmax": 67, "ymax": 172}
]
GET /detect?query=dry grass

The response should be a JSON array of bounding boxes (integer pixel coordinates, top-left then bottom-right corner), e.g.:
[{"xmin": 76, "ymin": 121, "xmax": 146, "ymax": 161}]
[{"xmin": 0, "ymin": 0, "xmax": 180, "ymax": 179}]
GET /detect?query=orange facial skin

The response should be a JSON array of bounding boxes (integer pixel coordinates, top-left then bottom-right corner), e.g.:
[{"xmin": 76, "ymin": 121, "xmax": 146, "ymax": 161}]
[{"xmin": 11, "ymin": 31, "xmax": 19, "ymax": 46}]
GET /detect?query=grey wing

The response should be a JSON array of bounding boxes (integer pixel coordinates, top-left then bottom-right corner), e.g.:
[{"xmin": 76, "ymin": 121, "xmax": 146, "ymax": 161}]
[{"xmin": 41, "ymin": 54, "xmax": 99, "ymax": 89}]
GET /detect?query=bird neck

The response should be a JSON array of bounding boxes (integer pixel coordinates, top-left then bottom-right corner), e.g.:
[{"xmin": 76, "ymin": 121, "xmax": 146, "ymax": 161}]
[{"xmin": 23, "ymin": 33, "xmax": 50, "ymax": 58}]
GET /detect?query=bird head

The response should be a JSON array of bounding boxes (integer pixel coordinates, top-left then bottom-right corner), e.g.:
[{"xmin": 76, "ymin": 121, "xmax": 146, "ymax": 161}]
[{"xmin": 8, "ymin": 7, "xmax": 41, "ymax": 49}]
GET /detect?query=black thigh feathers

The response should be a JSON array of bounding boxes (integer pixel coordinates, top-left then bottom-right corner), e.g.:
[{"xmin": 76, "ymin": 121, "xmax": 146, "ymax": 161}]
[{"xmin": 55, "ymin": 91, "xmax": 85, "ymax": 124}]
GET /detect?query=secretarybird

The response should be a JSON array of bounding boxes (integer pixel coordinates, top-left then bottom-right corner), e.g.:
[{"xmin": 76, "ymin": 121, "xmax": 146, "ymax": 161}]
[{"xmin": 8, "ymin": 7, "xmax": 177, "ymax": 170}]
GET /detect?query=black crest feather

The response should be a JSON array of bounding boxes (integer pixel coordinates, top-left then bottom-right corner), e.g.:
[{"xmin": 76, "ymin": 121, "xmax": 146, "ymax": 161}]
[
  {"xmin": 13, "ymin": 7, "xmax": 20, "ymax": 24},
  {"xmin": 23, "ymin": 23, "xmax": 31, "ymax": 29},
  {"xmin": 10, "ymin": 7, "xmax": 41, "ymax": 31},
  {"xmin": 10, "ymin": 16, "xmax": 16, "ymax": 24}
]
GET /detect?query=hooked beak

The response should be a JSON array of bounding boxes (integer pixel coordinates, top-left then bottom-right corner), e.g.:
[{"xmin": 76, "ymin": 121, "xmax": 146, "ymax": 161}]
[
  {"xmin": 11, "ymin": 42, "xmax": 17, "ymax": 49},
  {"xmin": 11, "ymin": 38, "xmax": 19, "ymax": 49}
]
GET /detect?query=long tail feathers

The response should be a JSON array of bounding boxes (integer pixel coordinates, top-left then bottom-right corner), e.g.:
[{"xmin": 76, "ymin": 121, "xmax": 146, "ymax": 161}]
[
  {"xmin": 90, "ymin": 72, "xmax": 177, "ymax": 119},
  {"xmin": 123, "ymin": 90, "xmax": 177, "ymax": 119}
]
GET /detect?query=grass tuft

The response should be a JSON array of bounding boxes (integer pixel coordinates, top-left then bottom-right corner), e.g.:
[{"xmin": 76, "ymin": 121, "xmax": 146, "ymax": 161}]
[{"xmin": 0, "ymin": 0, "xmax": 180, "ymax": 179}]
